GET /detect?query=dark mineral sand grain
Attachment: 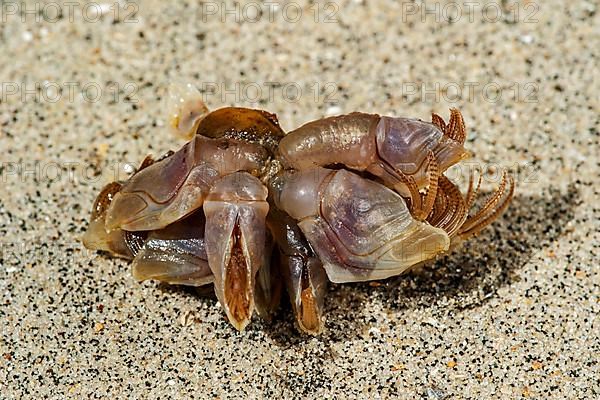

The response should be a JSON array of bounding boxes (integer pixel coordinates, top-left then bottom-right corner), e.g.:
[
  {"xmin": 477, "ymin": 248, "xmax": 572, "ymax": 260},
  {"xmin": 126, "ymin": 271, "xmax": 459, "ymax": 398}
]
[{"xmin": 1, "ymin": 1, "xmax": 598, "ymax": 398}]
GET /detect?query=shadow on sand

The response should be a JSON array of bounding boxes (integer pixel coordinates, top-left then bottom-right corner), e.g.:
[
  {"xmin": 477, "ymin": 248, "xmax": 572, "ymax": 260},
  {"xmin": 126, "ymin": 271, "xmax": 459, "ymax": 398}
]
[
  {"xmin": 156, "ymin": 184, "xmax": 580, "ymax": 347},
  {"xmin": 263, "ymin": 184, "xmax": 580, "ymax": 345}
]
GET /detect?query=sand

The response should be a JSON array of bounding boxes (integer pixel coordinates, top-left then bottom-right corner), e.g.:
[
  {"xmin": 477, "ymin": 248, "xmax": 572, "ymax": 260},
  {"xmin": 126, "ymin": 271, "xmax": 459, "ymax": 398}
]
[{"xmin": 1, "ymin": 0, "xmax": 598, "ymax": 398}]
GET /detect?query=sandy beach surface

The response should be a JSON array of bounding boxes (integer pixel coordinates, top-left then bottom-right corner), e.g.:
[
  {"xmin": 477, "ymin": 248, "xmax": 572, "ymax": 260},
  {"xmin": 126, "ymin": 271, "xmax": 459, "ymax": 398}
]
[{"xmin": 1, "ymin": 1, "xmax": 598, "ymax": 398}]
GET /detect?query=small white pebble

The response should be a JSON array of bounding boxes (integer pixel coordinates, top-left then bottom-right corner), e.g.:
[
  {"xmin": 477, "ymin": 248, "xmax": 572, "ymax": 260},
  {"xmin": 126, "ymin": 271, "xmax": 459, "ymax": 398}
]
[
  {"xmin": 167, "ymin": 379, "xmax": 175, "ymax": 386},
  {"xmin": 519, "ymin": 34, "xmax": 533, "ymax": 44},
  {"xmin": 123, "ymin": 163, "xmax": 135, "ymax": 174},
  {"xmin": 6, "ymin": 267, "xmax": 18, "ymax": 273},
  {"xmin": 22, "ymin": 31, "xmax": 33, "ymax": 42},
  {"xmin": 324, "ymin": 51, "xmax": 336, "ymax": 60},
  {"xmin": 425, "ymin": 317, "xmax": 446, "ymax": 329},
  {"xmin": 426, "ymin": 387, "xmax": 445, "ymax": 400},
  {"xmin": 325, "ymin": 105, "xmax": 342, "ymax": 116},
  {"xmin": 180, "ymin": 311, "xmax": 194, "ymax": 326}
]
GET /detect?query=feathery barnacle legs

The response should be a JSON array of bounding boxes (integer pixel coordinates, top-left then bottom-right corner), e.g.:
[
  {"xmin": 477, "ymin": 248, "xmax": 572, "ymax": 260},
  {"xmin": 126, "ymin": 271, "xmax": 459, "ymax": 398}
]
[
  {"xmin": 432, "ymin": 108, "xmax": 467, "ymax": 145},
  {"xmin": 422, "ymin": 168, "xmax": 515, "ymax": 243},
  {"xmin": 457, "ymin": 170, "xmax": 515, "ymax": 239},
  {"xmin": 390, "ymin": 150, "xmax": 440, "ymax": 221}
]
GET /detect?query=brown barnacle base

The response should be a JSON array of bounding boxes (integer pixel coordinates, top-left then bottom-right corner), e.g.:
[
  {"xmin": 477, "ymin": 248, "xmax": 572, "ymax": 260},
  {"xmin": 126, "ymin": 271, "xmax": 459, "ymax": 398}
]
[{"xmin": 395, "ymin": 110, "xmax": 515, "ymax": 242}]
